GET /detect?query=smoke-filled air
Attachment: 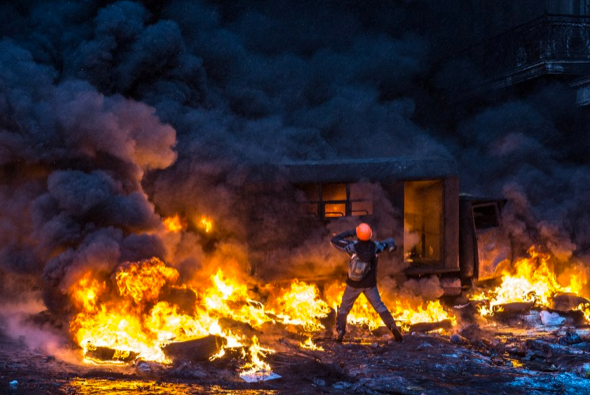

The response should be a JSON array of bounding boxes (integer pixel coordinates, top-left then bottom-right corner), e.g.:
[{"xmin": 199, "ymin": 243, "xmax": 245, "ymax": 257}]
[{"xmin": 1, "ymin": 0, "xmax": 590, "ymax": 369}]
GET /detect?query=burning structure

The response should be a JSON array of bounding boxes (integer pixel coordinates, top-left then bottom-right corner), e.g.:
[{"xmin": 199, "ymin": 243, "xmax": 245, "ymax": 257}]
[
  {"xmin": 61, "ymin": 157, "xmax": 475, "ymax": 368},
  {"xmin": 244, "ymin": 157, "xmax": 510, "ymax": 292}
]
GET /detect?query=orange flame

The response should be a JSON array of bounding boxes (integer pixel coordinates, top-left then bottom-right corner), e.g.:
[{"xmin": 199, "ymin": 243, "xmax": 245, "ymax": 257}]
[
  {"xmin": 115, "ymin": 258, "xmax": 179, "ymax": 304},
  {"xmin": 471, "ymin": 247, "xmax": 589, "ymax": 316},
  {"xmin": 163, "ymin": 215, "xmax": 184, "ymax": 233},
  {"xmin": 71, "ymin": 259, "xmax": 187, "ymax": 363},
  {"xmin": 200, "ymin": 216, "xmax": 213, "ymax": 233},
  {"xmin": 70, "ymin": 273, "xmax": 106, "ymax": 313},
  {"xmin": 239, "ymin": 336, "xmax": 275, "ymax": 380},
  {"xmin": 69, "ymin": 255, "xmax": 463, "ymax": 367},
  {"xmin": 324, "ymin": 282, "xmax": 455, "ymax": 331},
  {"xmin": 266, "ymin": 280, "xmax": 331, "ymax": 331},
  {"xmin": 300, "ymin": 336, "xmax": 324, "ymax": 351}
]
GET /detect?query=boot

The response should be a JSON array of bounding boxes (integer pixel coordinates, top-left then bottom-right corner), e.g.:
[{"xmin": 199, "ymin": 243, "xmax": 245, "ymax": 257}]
[
  {"xmin": 379, "ymin": 310, "xmax": 403, "ymax": 342},
  {"xmin": 335, "ymin": 313, "xmax": 347, "ymax": 343},
  {"xmin": 389, "ymin": 323, "xmax": 403, "ymax": 342}
]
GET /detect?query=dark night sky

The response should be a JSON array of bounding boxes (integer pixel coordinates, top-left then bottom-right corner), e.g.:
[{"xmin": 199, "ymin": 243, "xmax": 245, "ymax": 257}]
[{"xmin": 0, "ymin": 0, "xmax": 589, "ymax": 304}]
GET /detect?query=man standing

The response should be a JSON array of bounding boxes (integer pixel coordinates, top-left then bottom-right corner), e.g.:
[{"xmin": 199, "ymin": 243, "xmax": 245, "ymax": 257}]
[{"xmin": 331, "ymin": 223, "xmax": 403, "ymax": 343}]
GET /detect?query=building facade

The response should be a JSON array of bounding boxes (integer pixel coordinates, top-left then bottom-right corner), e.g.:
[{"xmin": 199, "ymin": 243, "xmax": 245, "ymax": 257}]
[{"xmin": 434, "ymin": 0, "xmax": 590, "ymax": 104}]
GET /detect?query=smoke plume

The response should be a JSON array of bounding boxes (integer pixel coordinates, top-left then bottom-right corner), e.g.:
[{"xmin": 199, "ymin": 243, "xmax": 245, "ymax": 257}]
[{"xmin": 0, "ymin": 0, "xmax": 589, "ymax": 327}]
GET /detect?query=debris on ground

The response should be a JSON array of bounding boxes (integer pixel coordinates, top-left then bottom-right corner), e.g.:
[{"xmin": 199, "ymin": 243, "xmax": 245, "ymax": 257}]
[{"xmin": 4, "ymin": 310, "xmax": 590, "ymax": 394}]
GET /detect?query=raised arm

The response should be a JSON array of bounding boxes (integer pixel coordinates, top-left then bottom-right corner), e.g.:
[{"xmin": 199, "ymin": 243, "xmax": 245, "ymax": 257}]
[
  {"xmin": 375, "ymin": 237, "xmax": 396, "ymax": 254},
  {"xmin": 330, "ymin": 229, "xmax": 357, "ymax": 255}
]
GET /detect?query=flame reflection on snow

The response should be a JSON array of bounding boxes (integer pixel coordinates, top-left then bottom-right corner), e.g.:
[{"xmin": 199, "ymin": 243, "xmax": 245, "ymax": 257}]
[
  {"xmin": 240, "ymin": 371, "xmax": 282, "ymax": 383},
  {"xmin": 239, "ymin": 336, "xmax": 279, "ymax": 382},
  {"xmin": 65, "ymin": 378, "xmax": 279, "ymax": 393}
]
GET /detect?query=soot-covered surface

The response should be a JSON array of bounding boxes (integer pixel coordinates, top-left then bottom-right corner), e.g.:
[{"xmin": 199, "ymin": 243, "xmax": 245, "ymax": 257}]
[{"xmin": 2, "ymin": 316, "xmax": 590, "ymax": 395}]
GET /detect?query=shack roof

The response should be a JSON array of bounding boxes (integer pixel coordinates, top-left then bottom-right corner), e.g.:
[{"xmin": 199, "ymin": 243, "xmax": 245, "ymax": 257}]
[{"xmin": 247, "ymin": 157, "xmax": 457, "ymax": 184}]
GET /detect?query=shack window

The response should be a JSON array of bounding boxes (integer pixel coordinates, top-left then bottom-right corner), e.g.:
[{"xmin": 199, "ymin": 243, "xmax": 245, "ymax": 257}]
[
  {"xmin": 295, "ymin": 182, "xmax": 373, "ymax": 219},
  {"xmin": 472, "ymin": 203, "xmax": 500, "ymax": 230},
  {"xmin": 404, "ymin": 180, "xmax": 443, "ymax": 264},
  {"xmin": 322, "ymin": 183, "xmax": 346, "ymax": 217},
  {"xmin": 322, "ymin": 183, "xmax": 346, "ymax": 200}
]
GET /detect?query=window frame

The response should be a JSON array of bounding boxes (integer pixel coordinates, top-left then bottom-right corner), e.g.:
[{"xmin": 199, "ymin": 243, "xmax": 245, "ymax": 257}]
[
  {"xmin": 471, "ymin": 202, "xmax": 501, "ymax": 231},
  {"xmin": 295, "ymin": 182, "xmax": 373, "ymax": 219}
]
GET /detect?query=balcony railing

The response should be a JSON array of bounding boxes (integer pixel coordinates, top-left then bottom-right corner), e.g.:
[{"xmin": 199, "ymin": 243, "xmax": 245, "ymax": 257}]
[{"xmin": 462, "ymin": 14, "xmax": 590, "ymax": 81}]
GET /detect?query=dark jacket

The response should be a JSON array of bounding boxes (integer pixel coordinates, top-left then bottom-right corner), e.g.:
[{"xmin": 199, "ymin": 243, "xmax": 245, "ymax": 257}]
[{"xmin": 330, "ymin": 229, "xmax": 395, "ymax": 288}]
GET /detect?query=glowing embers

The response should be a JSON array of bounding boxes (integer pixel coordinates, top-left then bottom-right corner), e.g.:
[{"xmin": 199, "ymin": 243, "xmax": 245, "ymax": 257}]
[{"xmin": 470, "ymin": 247, "xmax": 589, "ymax": 317}]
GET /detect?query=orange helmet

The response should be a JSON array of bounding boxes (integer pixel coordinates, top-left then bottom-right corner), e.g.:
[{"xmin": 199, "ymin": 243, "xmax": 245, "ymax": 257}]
[{"xmin": 356, "ymin": 223, "xmax": 373, "ymax": 241}]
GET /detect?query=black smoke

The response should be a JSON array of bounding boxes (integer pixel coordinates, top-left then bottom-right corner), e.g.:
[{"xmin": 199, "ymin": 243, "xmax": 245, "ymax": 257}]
[{"xmin": 0, "ymin": 0, "xmax": 589, "ymax": 314}]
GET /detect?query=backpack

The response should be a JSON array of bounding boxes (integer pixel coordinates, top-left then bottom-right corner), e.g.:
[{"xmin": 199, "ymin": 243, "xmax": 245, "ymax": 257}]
[{"xmin": 348, "ymin": 253, "xmax": 371, "ymax": 281}]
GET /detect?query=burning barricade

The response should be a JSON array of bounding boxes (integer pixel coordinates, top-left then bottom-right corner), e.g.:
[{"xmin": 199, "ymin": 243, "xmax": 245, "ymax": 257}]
[
  {"xmin": 28, "ymin": 203, "xmax": 586, "ymax": 389},
  {"xmin": 67, "ymin": 247, "xmax": 590, "ymax": 364},
  {"xmin": 64, "ymin": 249, "xmax": 463, "ymax": 378},
  {"xmin": 466, "ymin": 247, "xmax": 590, "ymax": 327}
]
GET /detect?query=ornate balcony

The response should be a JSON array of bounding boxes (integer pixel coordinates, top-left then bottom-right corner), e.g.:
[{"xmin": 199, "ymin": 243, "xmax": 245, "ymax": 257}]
[{"xmin": 463, "ymin": 14, "xmax": 590, "ymax": 88}]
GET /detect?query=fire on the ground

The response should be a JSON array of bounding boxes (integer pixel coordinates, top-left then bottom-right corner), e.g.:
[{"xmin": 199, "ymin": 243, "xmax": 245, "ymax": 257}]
[{"xmin": 66, "ymin": 216, "xmax": 590, "ymax": 378}]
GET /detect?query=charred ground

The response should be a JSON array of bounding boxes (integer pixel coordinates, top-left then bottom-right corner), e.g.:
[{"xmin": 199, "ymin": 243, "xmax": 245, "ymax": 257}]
[{"xmin": 2, "ymin": 310, "xmax": 590, "ymax": 395}]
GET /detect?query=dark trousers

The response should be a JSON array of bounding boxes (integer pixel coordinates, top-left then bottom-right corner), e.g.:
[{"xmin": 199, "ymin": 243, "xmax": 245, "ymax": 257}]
[{"xmin": 336, "ymin": 285, "xmax": 395, "ymax": 334}]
